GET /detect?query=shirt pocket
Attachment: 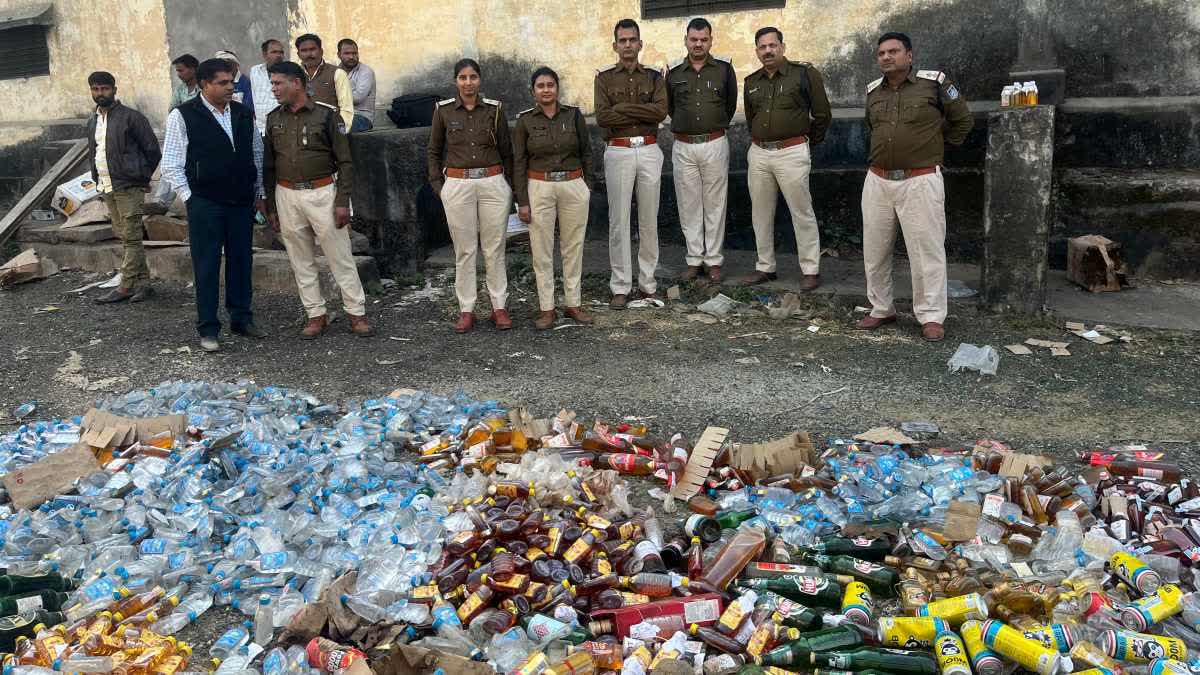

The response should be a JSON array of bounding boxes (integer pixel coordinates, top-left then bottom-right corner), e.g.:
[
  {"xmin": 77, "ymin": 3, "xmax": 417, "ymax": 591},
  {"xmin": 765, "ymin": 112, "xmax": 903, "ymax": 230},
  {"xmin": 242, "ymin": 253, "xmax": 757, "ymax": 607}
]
[
  {"xmin": 868, "ymin": 99, "xmax": 891, "ymax": 126},
  {"xmin": 526, "ymin": 124, "xmax": 551, "ymax": 154},
  {"xmin": 900, "ymin": 95, "xmax": 939, "ymax": 124}
]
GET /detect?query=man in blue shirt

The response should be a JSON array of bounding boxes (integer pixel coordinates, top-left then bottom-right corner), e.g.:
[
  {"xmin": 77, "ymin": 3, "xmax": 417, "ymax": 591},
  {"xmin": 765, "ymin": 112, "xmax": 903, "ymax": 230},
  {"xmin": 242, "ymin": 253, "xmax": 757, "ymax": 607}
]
[{"xmin": 215, "ymin": 50, "xmax": 254, "ymax": 115}]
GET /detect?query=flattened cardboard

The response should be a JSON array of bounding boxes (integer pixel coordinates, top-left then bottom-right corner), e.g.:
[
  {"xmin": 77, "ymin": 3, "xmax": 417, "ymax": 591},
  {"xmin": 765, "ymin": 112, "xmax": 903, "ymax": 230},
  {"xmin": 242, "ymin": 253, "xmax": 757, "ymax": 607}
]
[
  {"xmin": 0, "ymin": 249, "xmax": 57, "ymax": 287},
  {"xmin": 854, "ymin": 427, "xmax": 917, "ymax": 445},
  {"xmin": 999, "ymin": 453, "xmax": 1053, "ymax": 477},
  {"xmin": 80, "ymin": 408, "xmax": 187, "ymax": 448},
  {"xmin": 2, "ymin": 443, "xmax": 99, "ymax": 509},
  {"xmin": 670, "ymin": 426, "xmax": 730, "ymax": 500},
  {"xmin": 730, "ymin": 431, "xmax": 816, "ymax": 483},
  {"xmin": 1004, "ymin": 344, "xmax": 1033, "ymax": 355},
  {"xmin": 943, "ymin": 500, "xmax": 982, "ymax": 541},
  {"xmin": 376, "ymin": 645, "xmax": 493, "ymax": 675}
]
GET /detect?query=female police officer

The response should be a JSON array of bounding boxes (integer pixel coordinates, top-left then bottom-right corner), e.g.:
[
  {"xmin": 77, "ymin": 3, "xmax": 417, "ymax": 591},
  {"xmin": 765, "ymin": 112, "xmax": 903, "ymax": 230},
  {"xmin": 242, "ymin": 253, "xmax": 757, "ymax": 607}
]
[
  {"xmin": 427, "ymin": 58, "xmax": 514, "ymax": 333},
  {"xmin": 513, "ymin": 67, "xmax": 595, "ymax": 330}
]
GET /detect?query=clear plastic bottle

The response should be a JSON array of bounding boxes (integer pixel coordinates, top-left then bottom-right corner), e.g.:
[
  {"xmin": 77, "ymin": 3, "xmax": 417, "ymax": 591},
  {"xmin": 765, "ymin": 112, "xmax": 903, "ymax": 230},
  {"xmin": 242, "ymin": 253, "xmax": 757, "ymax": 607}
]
[{"xmin": 254, "ymin": 595, "xmax": 274, "ymax": 646}]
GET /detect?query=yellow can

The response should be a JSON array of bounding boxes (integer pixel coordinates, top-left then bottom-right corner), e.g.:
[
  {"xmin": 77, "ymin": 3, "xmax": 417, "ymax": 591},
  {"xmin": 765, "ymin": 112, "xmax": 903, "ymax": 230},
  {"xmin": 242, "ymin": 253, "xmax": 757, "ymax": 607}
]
[
  {"xmin": 917, "ymin": 593, "xmax": 989, "ymax": 626},
  {"xmin": 1103, "ymin": 629, "xmax": 1187, "ymax": 663},
  {"xmin": 1109, "ymin": 552, "xmax": 1163, "ymax": 595},
  {"xmin": 878, "ymin": 616, "xmax": 949, "ymax": 649},
  {"xmin": 1121, "ymin": 584, "xmax": 1184, "ymax": 631},
  {"xmin": 935, "ymin": 631, "xmax": 972, "ymax": 675},
  {"xmin": 982, "ymin": 619, "xmax": 1070, "ymax": 675},
  {"xmin": 961, "ymin": 619, "xmax": 1003, "ymax": 675},
  {"xmin": 841, "ymin": 581, "xmax": 874, "ymax": 627}
]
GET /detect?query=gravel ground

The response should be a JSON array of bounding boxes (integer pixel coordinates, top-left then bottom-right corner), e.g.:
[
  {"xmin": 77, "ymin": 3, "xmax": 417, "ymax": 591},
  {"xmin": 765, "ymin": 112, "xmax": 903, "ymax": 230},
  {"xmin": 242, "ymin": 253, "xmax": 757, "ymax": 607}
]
[{"xmin": 1, "ymin": 261, "xmax": 1198, "ymax": 652}]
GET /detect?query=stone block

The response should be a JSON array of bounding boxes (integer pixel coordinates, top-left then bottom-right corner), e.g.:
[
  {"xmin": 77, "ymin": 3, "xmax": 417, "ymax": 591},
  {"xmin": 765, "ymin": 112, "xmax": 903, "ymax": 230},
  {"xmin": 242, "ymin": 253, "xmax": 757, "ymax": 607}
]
[
  {"xmin": 17, "ymin": 223, "xmax": 115, "ymax": 244},
  {"xmin": 982, "ymin": 105, "xmax": 1056, "ymax": 314},
  {"xmin": 143, "ymin": 215, "xmax": 188, "ymax": 241}
]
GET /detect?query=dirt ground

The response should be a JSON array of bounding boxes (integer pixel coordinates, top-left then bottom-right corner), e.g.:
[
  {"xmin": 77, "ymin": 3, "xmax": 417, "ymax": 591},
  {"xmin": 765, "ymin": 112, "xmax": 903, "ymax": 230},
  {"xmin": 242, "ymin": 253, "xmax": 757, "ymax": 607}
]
[{"xmin": 2, "ymin": 259, "xmax": 1198, "ymax": 652}]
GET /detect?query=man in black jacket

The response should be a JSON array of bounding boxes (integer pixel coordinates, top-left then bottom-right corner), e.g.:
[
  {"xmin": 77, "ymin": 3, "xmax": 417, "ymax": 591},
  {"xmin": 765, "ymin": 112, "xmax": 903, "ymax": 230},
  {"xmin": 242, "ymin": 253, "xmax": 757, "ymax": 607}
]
[{"xmin": 86, "ymin": 71, "xmax": 161, "ymax": 303}]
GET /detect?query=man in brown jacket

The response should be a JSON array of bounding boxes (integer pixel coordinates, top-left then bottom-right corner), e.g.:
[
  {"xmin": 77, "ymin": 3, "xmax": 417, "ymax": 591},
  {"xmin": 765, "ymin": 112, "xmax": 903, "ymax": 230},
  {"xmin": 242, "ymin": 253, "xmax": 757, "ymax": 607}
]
[{"xmin": 295, "ymin": 34, "xmax": 354, "ymax": 130}]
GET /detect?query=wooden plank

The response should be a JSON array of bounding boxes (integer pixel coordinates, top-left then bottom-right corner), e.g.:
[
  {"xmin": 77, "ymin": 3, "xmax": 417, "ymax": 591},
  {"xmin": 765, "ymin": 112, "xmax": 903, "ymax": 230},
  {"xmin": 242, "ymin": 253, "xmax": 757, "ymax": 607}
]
[{"xmin": 0, "ymin": 139, "xmax": 88, "ymax": 247}]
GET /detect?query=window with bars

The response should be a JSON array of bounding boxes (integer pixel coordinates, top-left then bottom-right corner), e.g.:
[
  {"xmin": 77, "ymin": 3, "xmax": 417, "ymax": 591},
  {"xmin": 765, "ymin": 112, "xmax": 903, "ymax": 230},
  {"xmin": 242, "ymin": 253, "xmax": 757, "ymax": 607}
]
[
  {"xmin": 641, "ymin": 0, "xmax": 785, "ymax": 20},
  {"xmin": 0, "ymin": 25, "xmax": 50, "ymax": 81}
]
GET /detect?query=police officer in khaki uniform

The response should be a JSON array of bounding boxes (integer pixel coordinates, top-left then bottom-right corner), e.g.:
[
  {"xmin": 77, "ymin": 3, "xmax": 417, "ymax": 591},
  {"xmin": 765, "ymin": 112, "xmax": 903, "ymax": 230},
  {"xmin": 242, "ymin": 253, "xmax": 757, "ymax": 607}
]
[
  {"xmin": 739, "ymin": 27, "xmax": 832, "ymax": 291},
  {"xmin": 856, "ymin": 32, "xmax": 972, "ymax": 342},
  {"xmin": 666, "ymin": 17, "xmax": 737, "ymax": 284},
  {"xmin": 595, "ymin": 18, "xmax": 668, "ymax": 309},
  {"xmin": 262, "ymin": 62, "xmax": 373, "ymax": 339},
  {"xmin": 428, "ymin": 58, "xmax": 514, "ymax": 333},
  {"xmin": 514, "ymin": 67, "xmax": 595, "ymax": 330}
]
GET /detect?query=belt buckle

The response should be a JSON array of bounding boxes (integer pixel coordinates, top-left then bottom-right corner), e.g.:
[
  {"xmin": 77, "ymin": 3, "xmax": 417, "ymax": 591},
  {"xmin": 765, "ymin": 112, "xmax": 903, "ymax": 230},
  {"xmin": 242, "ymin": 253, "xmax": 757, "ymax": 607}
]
[
  {"xmin": 546, "ymin": 170, "xmax": 568, "ymax": 181},
  {"xmin": 688, "ymin": 134, "xmax": 708, "ymax": 144},
  {"xmin": 886, "ymin": 169, "xmax": 907, "ymax": 181},
  {"xmin": 293, "ymin": 180, "xmax": 313, "ymax": 190},
  {"xmin": 762, "ymin": 140, "xmax": 782, "ymax": 151},
  {"xmin": 466, "ymin": 167, "xmax": 488, "ymax": 179},
  {"xmin": 628, "ymin": 136, "xmax": 645, "ymax": 148}
]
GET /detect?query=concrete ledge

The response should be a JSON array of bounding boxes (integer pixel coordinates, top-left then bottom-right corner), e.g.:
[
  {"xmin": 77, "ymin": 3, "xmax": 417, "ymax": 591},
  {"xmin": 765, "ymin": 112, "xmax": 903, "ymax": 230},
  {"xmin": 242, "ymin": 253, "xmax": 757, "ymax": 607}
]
[
  {"xmin": 18, "ymin": 241, "xmax": 379, "ymax": 296},
  {"xmin": 19, "ymin": 223, "xmax": 115, "ymax": 244}
]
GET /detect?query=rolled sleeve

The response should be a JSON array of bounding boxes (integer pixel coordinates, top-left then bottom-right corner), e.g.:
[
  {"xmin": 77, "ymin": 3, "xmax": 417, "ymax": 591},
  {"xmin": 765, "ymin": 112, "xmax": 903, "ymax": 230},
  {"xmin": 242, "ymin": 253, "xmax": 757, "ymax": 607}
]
[{"xmin": 161, "ymin": 109, "xmax": 191, "ymax": 202}]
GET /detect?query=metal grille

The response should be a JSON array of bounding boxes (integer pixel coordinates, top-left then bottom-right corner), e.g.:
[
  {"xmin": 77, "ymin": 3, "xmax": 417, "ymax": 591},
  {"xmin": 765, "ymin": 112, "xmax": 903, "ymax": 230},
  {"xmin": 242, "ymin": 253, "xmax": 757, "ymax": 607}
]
[
  {"xmin": 0, "ymin": 25, "xmax": 49, "ymax": 81},
  {"xmin": 641, "ymin": 0, "xmax": 785, "ymax": 20}
]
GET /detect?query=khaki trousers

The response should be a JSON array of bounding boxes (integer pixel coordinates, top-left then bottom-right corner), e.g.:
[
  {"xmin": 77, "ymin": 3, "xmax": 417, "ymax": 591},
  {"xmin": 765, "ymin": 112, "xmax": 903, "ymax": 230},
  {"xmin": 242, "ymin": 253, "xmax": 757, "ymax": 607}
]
[
  {"xmin": 529, "ymin": 177, "xmax": 590, "ymax": 311},
  {"xmin": 604, "ymin": 144, "xmax": 662, "ymax": 295},
  {"xmin": 672, "ymin": 136, "xmax": 729, "ymax": 267},
  {"xmin": 747, "ymin": 142, "xmax": 821, "ymax": 275},
  {"xmin": 861, "ymin": 168, "xmax": 948, "ymax": 324},
  {"xmin": 101, "ymin": 188, "xmax": 149, "ymax": 286},
  {"xmin": 276, "ymin": 183, "xmax": 367, "ymax": 318},
  {"xmin": 442, "ymin": 174, "xmax": 511, "ymax": 313}
]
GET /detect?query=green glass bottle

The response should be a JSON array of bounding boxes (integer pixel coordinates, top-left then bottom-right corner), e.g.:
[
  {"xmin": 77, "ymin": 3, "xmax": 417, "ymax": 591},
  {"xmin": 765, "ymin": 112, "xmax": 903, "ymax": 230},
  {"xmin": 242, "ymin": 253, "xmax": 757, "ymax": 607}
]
[
  {"xmin": 0, "ymin": 610, "xmax": 65, "ymax": 652},
  {"xmin": 806, "ymin": 554, "xmax": 899, "ymax": 597},
  {"xmin": 813, "ymin": 648, "xmax": 938, "ymax": 675},
  {"xmin": 736, "ymin": 575, "xmax": 844, "ymax": 608},
  {"xmin": 753, "ymin": 590, "xmax": 823, "ymax": 630},
  {"xmin": 0, "ymin": 575, "xmax": 75, "ymax": 596},
  {"xmin": 715, "ymin": 509, "xmax": 758, "ymax": 530},
  {"xmin": 0, "ymin": 590, "xmax": 69, "ymax": 614},
  {"xmin": 754, "ymin": 626, "xmax": 864, "ymax": 667},
  {"xmin": 804, "ymin": 535, "xmax": 892, "ymax": 560}
]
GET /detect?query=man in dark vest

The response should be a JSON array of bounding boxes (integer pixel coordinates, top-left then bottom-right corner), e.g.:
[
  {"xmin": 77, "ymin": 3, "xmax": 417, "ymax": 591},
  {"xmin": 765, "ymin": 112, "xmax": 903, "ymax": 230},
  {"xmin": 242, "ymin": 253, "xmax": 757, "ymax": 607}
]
[
  {"xmin": 160, "ymin": 58, "xmax": 266, "ymax": 352},
  {"xmin": 295, "ymin": 33, "xmax": 354, "ymax": 130}
]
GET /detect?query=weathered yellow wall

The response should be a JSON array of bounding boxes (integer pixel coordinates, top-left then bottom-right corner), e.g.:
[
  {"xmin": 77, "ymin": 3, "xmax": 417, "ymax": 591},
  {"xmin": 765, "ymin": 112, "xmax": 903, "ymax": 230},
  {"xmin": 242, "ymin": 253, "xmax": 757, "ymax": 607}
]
[
  {"xmin": 0, "ymin": 0, "xmax": 171, "ymax": 132},
  {"xmin": 291, "ymin": 0, "xmax": 896, "ymax": 112}
]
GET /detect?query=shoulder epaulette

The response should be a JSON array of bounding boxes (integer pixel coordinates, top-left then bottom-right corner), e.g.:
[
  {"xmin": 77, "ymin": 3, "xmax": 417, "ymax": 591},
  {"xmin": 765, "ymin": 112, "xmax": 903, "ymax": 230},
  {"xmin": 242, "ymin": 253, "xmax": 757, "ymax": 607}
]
[
  {"xmin": 744, "ymin": 67, "xmax": 764, "ymax": 81},
  {"xmin": 866, "ymin": 77, "xmax": 883, "ymax": 93},
  {"xmin": 315, "ymin": 101, "xmax": 337, "ymax": 111},
  {"xmin": 916, "ymin": 70, "xmax": 946, "ymax": 84},
  {"xmin": 482, "ymin": 97, "xmax": 501, "ymax": 106},
  {"xmin": 517, "ymin": 106, "xmax": 535, "ymax": 116},
  {"xmin": 597, "ymin": 64, "xmax": 617, "ymax": 74},
  {"xmin": 789, "ymin": 60, "xmax": 811, "ymax": 68},
  {"xmin": 437, "ymin": 98, "xmax": 456, "ymax": 106},
  {"xmin": 668, "ymin": 58, "xmax": 685, "ymax": 71}
]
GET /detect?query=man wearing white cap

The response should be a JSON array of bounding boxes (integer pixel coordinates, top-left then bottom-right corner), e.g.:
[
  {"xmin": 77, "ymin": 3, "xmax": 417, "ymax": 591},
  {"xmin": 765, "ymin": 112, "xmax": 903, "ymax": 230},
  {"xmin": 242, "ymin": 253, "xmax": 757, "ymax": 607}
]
[{"xmin": 215, "ymin": 50, "xmax": 254, "ymax": 115}]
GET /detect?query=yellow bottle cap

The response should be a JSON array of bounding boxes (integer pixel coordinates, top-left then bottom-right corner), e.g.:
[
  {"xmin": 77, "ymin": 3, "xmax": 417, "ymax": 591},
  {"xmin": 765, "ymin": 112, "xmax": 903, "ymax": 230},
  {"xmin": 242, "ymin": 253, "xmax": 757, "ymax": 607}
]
[
  {"xmin": 113, "ymin": 612, "xmax": 125, "ymax": 622},
  {"xmin": 679, "ymin": 577, "xmax": 689, "ymax": 586},
  {"xmin": 688, "ymin": 624, "xmax": 699, "ymax": 634}
]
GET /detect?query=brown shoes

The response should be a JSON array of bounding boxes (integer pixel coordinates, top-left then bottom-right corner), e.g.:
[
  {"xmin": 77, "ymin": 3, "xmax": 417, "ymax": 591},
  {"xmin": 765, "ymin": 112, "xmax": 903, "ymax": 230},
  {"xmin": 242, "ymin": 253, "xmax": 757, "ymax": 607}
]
[
  {"xmin": 680, "ymin": 265, "xmax": 702, "ymax": 281},
  {"xmin": 635, "ymin": 289, "xmax": 659, "ymax": 301},
  {"xmin": 922, "ymin": 322, "xmax": 945, "ymax": 342},
  {"xmin": 490, "ymin": 309, "xmax": 513, "ymax": 330},
  {"xmin": 348, "ymin": 313, "xmax": 374, "ymax": 337},
  {"xmin": 454, "ymin": 312, "xmax": 475, "ymax": 333},
  {"xmin": 707, "ymin": 266, "xmax": 723, "ymax": 283},
  {"xmin": 738, "ymin": 271, "xmax": 778, "ymax": 286},
  {"xmin": 534, "ymin": 310, "xmax": 556, "ymax": 330},
  {"xmin": 609, "ymin": 294, "xmax": 628, "ymax": 310},
  {"xmin": 855, "ymin": 314, "xmax": 897, "ymax": 330},
  {"xmin": 301, "ymin": 315, "xmax": 328, "ymax": 339},
  {"xmin": 800, "ymin": 274, "xmax": 821, "ymax": 291},
  {"xmin": 564, "ymin": 307, "xmax": 594, "ymax": 324}
]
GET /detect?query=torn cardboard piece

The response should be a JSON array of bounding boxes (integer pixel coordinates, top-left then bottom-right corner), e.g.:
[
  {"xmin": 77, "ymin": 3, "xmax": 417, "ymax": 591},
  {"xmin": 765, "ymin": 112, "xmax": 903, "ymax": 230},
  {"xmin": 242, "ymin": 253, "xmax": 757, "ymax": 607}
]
[
  {"xmin": 1067, "ymin": 235, "xmax": 1127, "ymax": 293},
  {"xmin": 1004, "ymin": 344, "xmax": 1033, "ymax": 355},
  {"xmin": 378, "ymin": 645, "xmax": 494, "ymax": 675},
  {"xmin": 999, "ymin": 453, "xmax": 1054, "ymax": 478},
  {"xmin": 670, "ymin": 426, "xmax": 730, "ymax": 500},
  {"xmin": 0, "ymin": 249, "xmax": 59, "ymax": 288},
  {"xmin": 729, "ymin": 431, "xmax": 817, "ymax": 483},
  {"xmin": 2, "ymin": 443, "xmax": 99, "ymax": 509},
  {"xmin": 854, "ymin": 427, "xmax": 917, "ymax": 445},
  {"xmin": 942, "ymin": 500, "xmax": 982, "ymax": 541},
  {"xmin": 80, "ymin": 408, "xmax": 187, "ymax": 449},
  {"xmin": 60, "ymin": 199, "xmax": 110, "ymax": 229},
  {"xmin": 1072, "ymin": 329, "xmax": 1115, "ymax": 345}
]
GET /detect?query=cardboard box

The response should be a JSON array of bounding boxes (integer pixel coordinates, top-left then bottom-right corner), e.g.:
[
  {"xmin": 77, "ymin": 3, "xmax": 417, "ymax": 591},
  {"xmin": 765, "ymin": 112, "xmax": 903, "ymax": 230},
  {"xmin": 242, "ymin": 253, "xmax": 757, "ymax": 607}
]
[
  {"xmin": 669, "ymin": 426, "xmax": 730, "ymax": 500},
  {"xmin": 2, "ymin": 444, "xmax": 100, "ymax": 509},
  {"xmin": 729, "ymin": 431, "xmax": 817, "ymax": 483},
  {"xmin": 1067, "ymin": 235, "xmax": 1127, "ymax": 292},
  {"xmin": 0, "ymin": 249, "xmax": 58, "ymax": 288},
  {"xmin": 80, "ymin": 408, "xmax": 188, "ymax": 448},
  {"xmin": 51, "ymin": 172, "xmax": 101, "ymax": 216}
]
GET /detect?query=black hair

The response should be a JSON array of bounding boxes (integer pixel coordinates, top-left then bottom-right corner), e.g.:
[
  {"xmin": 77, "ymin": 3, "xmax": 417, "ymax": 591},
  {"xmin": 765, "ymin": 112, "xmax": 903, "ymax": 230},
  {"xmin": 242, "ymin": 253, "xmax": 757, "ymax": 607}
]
[
  {"xmin": 295, "ymin": 33, "xmax": 322, "ymax": 50},
  {"xmin": 196, "ymin": 58, "xmax": 234, "ymax": 85},
  {"xmin": 87, "ymin": 71, "xmax": 115, "ymax": 87},
  {"xmin": 454, "ymin": 58, "xmax": 481, "ymax": 78},
  {"xmin": 261, "ymin": 39, "xmax": 282, "ymax": 54},
  {"xmin": 530, "ymin": 66, "xmax": 559, "ymax": 89},
  {"xmin": 877, "ymin": 32, "xmax": 913, "ymax": 51},
  {"xmin": 686, "ymin": 18, "xmax": 712, "ymax": 34},
  {"xmin": 337, "ymin": 38, "xmax": 357, "ymax": 51},
  {"xmin": 754, "ymin": 27, "xmax": 783, "ymax": 45},
  {"xmin": 613, "ymin": 18, "xmax": 640, "ymax": 42},
  {"xmin": 268, "ymin": 61, "xmax": 307, "ymax": 86},
  {"xmin": 171, "ymin": 54, "xmax": 199, "ymax": 69}
]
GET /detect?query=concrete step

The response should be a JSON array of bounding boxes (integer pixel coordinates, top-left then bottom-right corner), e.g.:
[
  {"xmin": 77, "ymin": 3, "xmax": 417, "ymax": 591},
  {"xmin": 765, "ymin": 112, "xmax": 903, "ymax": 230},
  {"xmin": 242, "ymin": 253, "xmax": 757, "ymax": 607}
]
[
  {"xmin": 1057, "ymin": 168, "xmax": 1200, "ymax": 206},
  {"xmin": 17, "ymin": 240, "xmax": 380, "ymax": 296}
]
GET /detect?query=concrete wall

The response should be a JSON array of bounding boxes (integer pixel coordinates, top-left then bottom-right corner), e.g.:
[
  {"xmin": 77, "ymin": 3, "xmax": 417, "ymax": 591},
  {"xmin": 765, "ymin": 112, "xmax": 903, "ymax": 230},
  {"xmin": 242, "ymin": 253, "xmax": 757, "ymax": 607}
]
[
  {"xmin": 288, "ymin": 0, "xmax": 1200, "ymax": 112},
  {"xmin": 0, "ymin": 0, "xmax": 171, "ymax": 127}
]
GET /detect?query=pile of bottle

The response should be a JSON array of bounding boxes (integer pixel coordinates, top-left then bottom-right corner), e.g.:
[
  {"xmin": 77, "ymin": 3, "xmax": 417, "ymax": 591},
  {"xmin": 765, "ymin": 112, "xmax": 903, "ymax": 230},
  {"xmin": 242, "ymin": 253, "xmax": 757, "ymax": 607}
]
[{"xmin": 1001, "ymin": 81, "xmax": 1040, "ymax": 107}]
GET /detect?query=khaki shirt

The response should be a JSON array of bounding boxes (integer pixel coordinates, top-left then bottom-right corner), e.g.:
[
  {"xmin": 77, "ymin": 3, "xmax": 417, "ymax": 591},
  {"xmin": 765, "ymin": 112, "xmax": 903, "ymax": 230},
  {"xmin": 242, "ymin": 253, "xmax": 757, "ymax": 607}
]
[
  {"xmin": 427, "ymin": 94, "xmax": 514, "ymax": 193},
  {"xmin": 262, "ymin": 99, "xmax": 353, "ymax": 212},
  {"xmin": 665, "ymin": 55, "xmax": 737, "ymax": 135},
  {"xmin": 744, "ymin": 60, "xmax": 833, "ymax": 143},
  {"xmin": 512, "ymin": 104, "xmax": 595, "ymax": 206},
  {"xmin": 593, "ymin": 62, "xmax": 668, "ymax": 140},
  {"xmin": 865, "ymin": 68, "xmax": 973, "ymax": 170}
]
